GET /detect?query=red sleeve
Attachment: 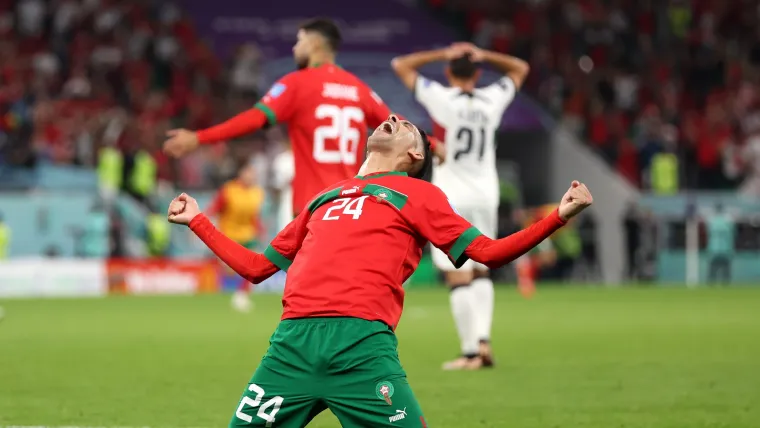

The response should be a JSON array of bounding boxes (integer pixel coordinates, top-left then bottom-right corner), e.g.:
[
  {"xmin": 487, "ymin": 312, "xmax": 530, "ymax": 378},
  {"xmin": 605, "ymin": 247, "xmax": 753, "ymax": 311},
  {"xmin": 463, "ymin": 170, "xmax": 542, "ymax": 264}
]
[
  {"xmin": 196, "ymin": 109, "xmax": 268, "ymax": 144},
  {"xmin": 404, "ymin": 183, "xmax": 481, "ymax": 268},
  {"xmin": 205, "ymin": 188, "xmax": 226, "ymax": 217},
  {"xmin": 196, "ymin": 73, "xmax": 300, "ymax": 144},
  {"xmin": 188, "ymin": 214, "xmax": 278, "ymax": 284},
  {"xmin": 466, "ymin": 209, "xmax": 566, "ymax": 268},
  {"xmin": 255, "ymin": 73, "xmax": 301, "ymax": 125},
  {"xmin": 262, "ymin": 209, "xmax": 310, "ymax": 271}
]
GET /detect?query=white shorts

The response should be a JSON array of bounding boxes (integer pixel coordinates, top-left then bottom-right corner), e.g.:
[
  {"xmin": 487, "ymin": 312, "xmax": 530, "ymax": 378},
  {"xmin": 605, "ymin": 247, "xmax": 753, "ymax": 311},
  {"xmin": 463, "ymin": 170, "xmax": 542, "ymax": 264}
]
[{"xmin": 432, "ymin": 203, "xmax": 497, "ymax": 272}]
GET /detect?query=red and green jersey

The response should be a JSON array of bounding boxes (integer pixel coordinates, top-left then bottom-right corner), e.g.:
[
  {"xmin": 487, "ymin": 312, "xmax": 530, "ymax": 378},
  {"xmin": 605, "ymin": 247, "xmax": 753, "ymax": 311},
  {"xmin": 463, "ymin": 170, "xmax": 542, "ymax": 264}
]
[
  {"xmin": 263, "ymin": 171, "xmax": 481, "ymax": 330},
  {"xmin": 256, "ymin": 64, "xmax": 394, "ymax": 214}
]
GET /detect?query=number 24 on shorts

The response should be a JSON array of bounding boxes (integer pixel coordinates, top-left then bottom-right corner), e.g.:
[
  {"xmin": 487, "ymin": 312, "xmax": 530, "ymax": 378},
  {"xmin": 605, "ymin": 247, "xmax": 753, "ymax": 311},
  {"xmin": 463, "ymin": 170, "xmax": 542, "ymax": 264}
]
[{"xmin": 235, "ymin": 383, "xmax": 284, "ymax": 427}]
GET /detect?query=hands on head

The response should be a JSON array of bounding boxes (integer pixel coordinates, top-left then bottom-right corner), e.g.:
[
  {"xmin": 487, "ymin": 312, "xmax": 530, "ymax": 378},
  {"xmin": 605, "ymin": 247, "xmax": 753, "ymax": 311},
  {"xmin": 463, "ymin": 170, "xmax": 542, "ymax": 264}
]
[
  {"xmin": 446, "ymin": 42, "xmax": 484, "ymax": 62},
  {"xmin": 167, "ymin": 193, "xmax": 201, "ymax": 225},
  {"xmin": 558, "ymin": 181, "xmax": 593, "ymax": 221}
]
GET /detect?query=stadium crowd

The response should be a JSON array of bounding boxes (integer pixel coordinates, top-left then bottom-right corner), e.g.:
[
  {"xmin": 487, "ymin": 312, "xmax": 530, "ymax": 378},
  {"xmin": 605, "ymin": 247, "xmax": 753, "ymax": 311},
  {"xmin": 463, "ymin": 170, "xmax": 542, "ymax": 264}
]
[
  {"xmin": 0, "ymin": 0, "xmax": 277, "ymax": 191},
  {"xmin": 5, "ymin": 0, "xmax": 760, "ymax": 196},
  {"xmin": 429, "ymin": 0, "xmax": 760, "ymax": 193}
]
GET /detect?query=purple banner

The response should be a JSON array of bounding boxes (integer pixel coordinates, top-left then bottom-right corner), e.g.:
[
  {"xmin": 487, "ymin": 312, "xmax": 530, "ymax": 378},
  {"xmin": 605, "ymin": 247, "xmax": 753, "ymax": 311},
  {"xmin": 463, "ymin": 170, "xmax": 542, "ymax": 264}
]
[{"xmin": 181, "ymin": 0, "xmax": 547, "ymax": 131}]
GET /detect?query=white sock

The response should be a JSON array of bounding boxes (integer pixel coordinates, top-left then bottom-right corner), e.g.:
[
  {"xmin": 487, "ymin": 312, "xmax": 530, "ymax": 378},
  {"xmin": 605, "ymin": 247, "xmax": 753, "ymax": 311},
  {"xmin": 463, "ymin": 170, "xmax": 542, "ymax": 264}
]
[
  {"xmin": 471, "ymin": 277, "xmax": 494, "ymax": 342},
  {"xmin": 449, "ymin": 285, "xmax": 479, "ymax": 356}
]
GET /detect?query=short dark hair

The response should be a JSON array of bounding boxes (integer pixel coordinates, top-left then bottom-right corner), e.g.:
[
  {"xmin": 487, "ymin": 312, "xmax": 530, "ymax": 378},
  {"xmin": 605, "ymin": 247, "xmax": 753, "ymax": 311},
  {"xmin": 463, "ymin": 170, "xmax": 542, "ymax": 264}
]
[
  {"xmin": 237, "ymin": 159, "xmax": 253, "ymax": 175},
  {"xmin": 449, "ymin": 53, "xmax": 478, "ymax": 79},
  {"xmin": 411, "ymin": 130, "xmax": 433, "ymax": 182},
  {"xmin": 300, "ymin": 18, "xmax": 342, "ymax": 52}
]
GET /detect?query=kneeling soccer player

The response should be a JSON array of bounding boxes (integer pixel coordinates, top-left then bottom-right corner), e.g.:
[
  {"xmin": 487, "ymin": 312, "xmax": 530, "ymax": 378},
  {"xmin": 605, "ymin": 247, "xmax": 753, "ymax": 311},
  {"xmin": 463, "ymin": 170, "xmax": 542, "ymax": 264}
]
[{"xmin": 168, "ymin": 115, "xmax": 593, "ymax": 427}]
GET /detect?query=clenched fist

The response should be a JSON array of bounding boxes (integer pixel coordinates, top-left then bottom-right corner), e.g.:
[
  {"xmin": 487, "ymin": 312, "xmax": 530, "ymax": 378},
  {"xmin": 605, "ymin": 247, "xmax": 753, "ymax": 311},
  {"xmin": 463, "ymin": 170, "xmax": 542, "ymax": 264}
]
[
  {"xmin": 163, "ymin": 129, "xmax": 199, "ymax": 158},
  {"xmin": 167, "ymin": 193, "xmax": 201, "ymax": 225},
  {"xmin": 558, "ymin": 181, "xmax": 593, "ymax": 221}
]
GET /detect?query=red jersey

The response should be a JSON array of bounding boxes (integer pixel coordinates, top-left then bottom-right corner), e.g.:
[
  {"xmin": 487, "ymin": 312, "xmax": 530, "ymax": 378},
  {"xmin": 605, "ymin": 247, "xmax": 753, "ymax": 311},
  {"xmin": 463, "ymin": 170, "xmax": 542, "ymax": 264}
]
[
  {"xmin": 262, "ymin": 171, "xmax": 480, "ymax": 330},
  {"xmin": 255, "ymin": 64, "xmax": 394, "ymax": 214},
  {"xmin": 189, "ymin": 175, "xmax": 566, "ymax": 331}
]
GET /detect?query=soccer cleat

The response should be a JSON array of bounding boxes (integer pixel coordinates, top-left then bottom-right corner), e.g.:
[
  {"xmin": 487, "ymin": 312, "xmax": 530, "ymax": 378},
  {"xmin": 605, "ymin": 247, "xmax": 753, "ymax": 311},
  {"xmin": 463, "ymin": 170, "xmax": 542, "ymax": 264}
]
[
  {"xmin": 442, "ymin": 356, "xmax": 483, "ymax": 371},
  {"xmin": 479, "ymin": 340, "xmax": 495, "ymax": 368},
  {"xmin": 231, "ymin": 290, "xmax": 252, "ymax": 313}
]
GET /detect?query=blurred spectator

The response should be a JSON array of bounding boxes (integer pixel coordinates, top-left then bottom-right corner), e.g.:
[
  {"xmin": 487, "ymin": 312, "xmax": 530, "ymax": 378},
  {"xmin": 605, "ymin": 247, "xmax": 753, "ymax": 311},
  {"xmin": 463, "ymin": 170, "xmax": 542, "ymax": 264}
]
[
  {"xmin": 230, "ymin": 44, "xmax": 264, "ymax": 98},
  {"xmin": 437, "ymin": 0, "xmax": 760, "ymax": 191},
  {"xmin": 550, "ymin": 222, "xmax": 582, "ymax": 281},
  {"xmin": 740, "ymin": 125, "xmax": 760, "ymax": 198},
  {"xmin": 44, "ymin": 244, "xmax": 61, "ymax": 258},
  {"xmin": 0, "ymin": 0, "xmax": 272, "ymax": 195},
  {"xmin": 0, "ymin": 211, "xmax": 9, "ymax": 259},
  {"xmin": 145, "ymin": 204, "xmax": 170, "ymax": 258},
  {"xmin": 109, "ymin": 205, "xmax": 127, "ymax": 257},
  {"xmin": 271, "ymin": 140, "xmax": 294, "ymax": 233},
  {"xmin": 576, "ymin": 212, "xmax": 600, "ymax": 281},
  {"xmin": 623, "ymin": 202, "xmax": 641, "ymax": 281},
  {"xmin": 81, "ymin": 200, "xmax": 110, "ymax": 258},
  {"xmin": 706, "ymin": 203, "xmax": 735, "ymax": 284}
]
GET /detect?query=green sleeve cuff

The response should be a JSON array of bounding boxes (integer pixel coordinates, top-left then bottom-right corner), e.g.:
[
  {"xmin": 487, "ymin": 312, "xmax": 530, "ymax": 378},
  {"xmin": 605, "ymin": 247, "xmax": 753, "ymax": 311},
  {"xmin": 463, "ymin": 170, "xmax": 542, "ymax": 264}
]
[
  {"xmin": 254, "ymin": 102, "xmax": 277, "ymax": 126},
  {"xmin": 449, "ymin": 226, "xmax": 483, "ymax": 268},
  {"xmin": 264, "ymin": 245, "xmax": 292, "ymax": 272}
]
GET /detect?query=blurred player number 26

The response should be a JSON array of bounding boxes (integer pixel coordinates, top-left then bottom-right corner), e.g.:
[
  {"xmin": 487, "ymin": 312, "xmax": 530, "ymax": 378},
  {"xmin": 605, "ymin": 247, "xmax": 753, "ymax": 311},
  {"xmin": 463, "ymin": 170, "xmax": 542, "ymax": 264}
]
[{"xmin": 266, "ymin": 81, "xmax": 364, "ymax": 165}]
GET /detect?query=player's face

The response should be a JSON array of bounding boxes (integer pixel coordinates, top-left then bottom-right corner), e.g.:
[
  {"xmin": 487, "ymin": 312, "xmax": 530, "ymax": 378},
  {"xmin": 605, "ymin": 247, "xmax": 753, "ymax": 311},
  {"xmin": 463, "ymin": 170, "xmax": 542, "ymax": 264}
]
[
  {"xmin": 293, "ymin": 29, "xmax": 312, "ymax": 70},
  {"xmin": 368, "ymin": 115, "xmax": 425, "ymax": 171},
  {"xmin": 238, "ymin": 164, "xmax": 256, "ymax": 185}
]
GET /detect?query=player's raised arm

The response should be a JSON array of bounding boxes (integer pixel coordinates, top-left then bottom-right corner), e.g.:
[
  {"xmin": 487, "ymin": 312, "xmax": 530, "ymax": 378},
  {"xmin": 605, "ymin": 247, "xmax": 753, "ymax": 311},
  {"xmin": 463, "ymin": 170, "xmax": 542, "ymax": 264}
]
[
  {"xmin": 403, "ymin": 183, "xmax": 487, "ymax": 269},
  {"xmin": 391, "ymin": 48, "xmax": 460, "ymax": 112},
  {"xmin": 465, "ymin": 181, "xmax": 593, "ymax": 268},
  {"xmin": 406, "ymin": 181, "xmax": 591, "ymax": 269},
  {"xmin": 167, "ymin": 193, "xmax": 307, "ymax": 283},
  {"xmin": 391, "ymin": 47, "xmax": 464, "ymax": 91},
  {"xmin": 163, "ymin": 74, "xmax": 300, "ymax": 157}
]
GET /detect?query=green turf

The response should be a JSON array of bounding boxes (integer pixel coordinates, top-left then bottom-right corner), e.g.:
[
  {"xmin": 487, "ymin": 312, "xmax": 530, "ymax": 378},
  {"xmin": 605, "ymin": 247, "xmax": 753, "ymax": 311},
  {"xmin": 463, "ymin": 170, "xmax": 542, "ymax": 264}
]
[{"xmin": 1, "ymin": 286, "xmax": 759, "ymax": 428}]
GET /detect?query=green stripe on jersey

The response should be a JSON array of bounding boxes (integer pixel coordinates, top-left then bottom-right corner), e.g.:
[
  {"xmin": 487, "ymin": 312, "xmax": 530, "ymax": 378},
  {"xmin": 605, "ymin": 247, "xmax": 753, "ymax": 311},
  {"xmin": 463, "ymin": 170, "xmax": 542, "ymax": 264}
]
[
  {"xmin": 449, "ymin": 226, "xmax": 483, "ymax": 268},
  {"xmin": 254, "ymin": 102, "xmax": 277, "ymax": 125},
  {"xmin": 306, "ymin": 181, "xmax": 408, "ymax": 214},
  {"xmin": 356, "ymin": 171, "xmax": 407, "ymax": 179},
  {"xmin": 362, "ymin": 184, "xmax": 408, "ymax": 211},
  {"xmin": 307, "ymin": 187, "xmax": 342, "ymax": 213},
  {"xmin": 264, "ymin": 245, "xmax": 293, "ymax": 272}
]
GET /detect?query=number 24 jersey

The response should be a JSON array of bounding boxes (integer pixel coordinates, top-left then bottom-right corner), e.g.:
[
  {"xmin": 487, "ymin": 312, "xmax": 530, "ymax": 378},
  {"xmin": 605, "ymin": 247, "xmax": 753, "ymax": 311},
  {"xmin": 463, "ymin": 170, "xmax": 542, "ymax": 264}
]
[
  {"xmin": 256, "ymin": 64, "xmax": 394, "ymax": 214},
  {"xmin": 263, "ymin": 171, "xmax": 483, "ymax": 330}
]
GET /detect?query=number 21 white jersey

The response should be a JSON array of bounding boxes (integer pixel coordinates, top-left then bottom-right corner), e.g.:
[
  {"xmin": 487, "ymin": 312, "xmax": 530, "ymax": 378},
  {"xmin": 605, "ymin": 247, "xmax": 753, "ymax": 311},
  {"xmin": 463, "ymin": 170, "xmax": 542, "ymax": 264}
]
[{"xmin": 414, "ymin": 75, "xmax": 516, "ymax": 207}]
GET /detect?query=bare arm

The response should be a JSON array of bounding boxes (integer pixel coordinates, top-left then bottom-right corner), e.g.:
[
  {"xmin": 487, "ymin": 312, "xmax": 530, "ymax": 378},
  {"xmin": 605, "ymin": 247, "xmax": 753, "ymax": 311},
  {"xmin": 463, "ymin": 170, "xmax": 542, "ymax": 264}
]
[
  {"xmin": 480, "ymin": 50, "xmax": 530, "ymax": 89},
  {"xmin": 391, "ymin": 49, "xmax": 451, "ymax": 91}
]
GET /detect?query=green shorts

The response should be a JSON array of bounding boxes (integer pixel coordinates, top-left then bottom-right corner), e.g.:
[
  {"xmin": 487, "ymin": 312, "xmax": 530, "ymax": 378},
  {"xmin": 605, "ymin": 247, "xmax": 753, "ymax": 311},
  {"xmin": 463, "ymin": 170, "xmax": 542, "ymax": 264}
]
[{"xmin": 230, "ymin": 317, "xmax": 428, "ymax": 427}]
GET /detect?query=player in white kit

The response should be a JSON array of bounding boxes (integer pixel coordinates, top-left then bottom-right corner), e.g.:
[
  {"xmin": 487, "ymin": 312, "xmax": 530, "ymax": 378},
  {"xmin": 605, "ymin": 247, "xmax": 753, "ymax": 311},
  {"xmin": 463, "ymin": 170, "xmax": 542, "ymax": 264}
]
[
  {"xmin": 271, "ymin": 142, "xmax": 295, "ymax": 232},
  {"xmin": 392, "ymin": 42, "xmax": 529, "ymax": 370}
]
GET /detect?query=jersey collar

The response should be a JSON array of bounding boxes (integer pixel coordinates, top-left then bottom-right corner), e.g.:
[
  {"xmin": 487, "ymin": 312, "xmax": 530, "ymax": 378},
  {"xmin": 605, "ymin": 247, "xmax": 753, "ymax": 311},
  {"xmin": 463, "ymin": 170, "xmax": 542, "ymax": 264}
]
[
  {"xmin": 310, "ymin": 63, "xmax": 342, "ymax": 69},
  {"xmin": 356, "ymin": 171, "xmax": 408, "ymax": 179}
]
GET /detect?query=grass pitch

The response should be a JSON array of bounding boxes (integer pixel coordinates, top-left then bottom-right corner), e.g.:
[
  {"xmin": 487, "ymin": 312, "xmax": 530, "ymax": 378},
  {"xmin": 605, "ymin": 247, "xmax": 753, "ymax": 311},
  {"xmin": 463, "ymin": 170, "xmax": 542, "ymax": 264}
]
[{"xmin": 1, "ymin": 286, "xmax": 759, "ymax": 428}]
